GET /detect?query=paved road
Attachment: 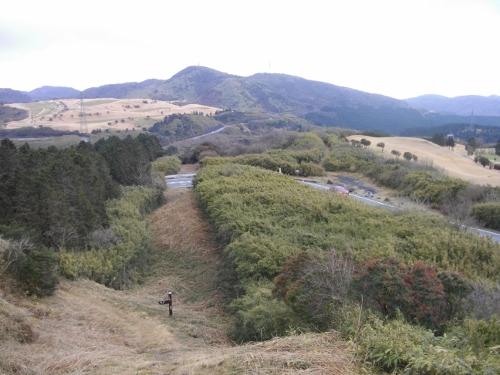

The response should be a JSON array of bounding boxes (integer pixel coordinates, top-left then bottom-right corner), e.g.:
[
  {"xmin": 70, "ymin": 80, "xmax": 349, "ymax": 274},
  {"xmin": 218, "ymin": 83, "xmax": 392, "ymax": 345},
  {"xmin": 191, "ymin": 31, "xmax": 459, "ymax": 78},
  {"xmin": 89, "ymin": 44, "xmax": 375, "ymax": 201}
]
[
  {"xmin": 165, "ymin": 174, "xmax": 500, "ymax": 242},
  {"xmin": 301, "ymin": 180, "xmax": 500, "ymax": 242},
  {"xmin": 301, "ymin": 181, "xmax": 396, "ymax": 208},
  {"xmin": 165, "ymin": 173, "xmax": 195, "ymax": 188}
]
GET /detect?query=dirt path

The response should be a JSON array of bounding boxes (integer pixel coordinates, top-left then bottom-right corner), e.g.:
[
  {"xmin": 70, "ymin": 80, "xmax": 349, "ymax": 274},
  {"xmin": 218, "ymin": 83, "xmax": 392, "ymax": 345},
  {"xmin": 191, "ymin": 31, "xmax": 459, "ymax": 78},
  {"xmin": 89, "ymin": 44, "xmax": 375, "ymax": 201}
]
[{"xmin": 1, "ymin": 187, "xmax": 359, "ymax": 375}]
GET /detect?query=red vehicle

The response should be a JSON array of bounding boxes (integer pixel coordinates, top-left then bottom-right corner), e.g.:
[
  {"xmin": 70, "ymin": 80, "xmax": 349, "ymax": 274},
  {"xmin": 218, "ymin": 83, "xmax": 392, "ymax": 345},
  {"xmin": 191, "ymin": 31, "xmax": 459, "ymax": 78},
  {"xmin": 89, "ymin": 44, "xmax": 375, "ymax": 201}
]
[{"xmin": 329, "ymin": 185, "xmax": 350, "ymax": 195}]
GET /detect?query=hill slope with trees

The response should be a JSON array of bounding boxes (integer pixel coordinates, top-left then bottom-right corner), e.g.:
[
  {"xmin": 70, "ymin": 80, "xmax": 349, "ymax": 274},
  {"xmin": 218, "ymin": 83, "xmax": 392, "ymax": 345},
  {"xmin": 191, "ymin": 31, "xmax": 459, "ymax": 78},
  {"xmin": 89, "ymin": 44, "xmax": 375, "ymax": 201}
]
[
  {"xmin": 405, "ymin": 94, "xmax": 500, "ymax": 116},
  {"xmin": 4, "ymin": 66, "xmax": 500, "ymax": 136}
]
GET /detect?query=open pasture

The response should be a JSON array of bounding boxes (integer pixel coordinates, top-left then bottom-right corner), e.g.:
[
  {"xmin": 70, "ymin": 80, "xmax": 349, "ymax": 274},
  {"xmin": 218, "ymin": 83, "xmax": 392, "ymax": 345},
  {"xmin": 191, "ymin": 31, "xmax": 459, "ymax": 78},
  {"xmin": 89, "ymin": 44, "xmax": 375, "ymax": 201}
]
[
  {"xmin": 349, "ymin": 135, "xmax": 500, "ymax": 187},
  {"xmin": 7, "ymin": 98, "xmax": 221, "ymax": 132}
]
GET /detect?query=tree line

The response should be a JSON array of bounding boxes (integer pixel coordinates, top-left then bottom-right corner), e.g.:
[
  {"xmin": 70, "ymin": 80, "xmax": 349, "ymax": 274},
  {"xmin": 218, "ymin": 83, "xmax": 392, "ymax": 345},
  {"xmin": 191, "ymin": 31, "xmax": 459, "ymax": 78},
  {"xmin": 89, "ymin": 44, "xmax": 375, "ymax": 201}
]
[{"xmin": 0, "ymin": 133, "xmax": 164, "ymax": 295}]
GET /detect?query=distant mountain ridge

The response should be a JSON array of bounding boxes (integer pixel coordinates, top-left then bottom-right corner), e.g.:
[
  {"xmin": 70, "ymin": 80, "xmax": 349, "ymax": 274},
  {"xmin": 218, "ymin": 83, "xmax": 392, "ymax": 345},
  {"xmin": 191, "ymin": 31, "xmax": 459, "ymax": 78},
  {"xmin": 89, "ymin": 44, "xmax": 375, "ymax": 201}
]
[
  {"xmin": 0, "ymin": 66, "xmax": 411, "ymax": 108},
  {"xmin": 28, "ymin": 86, "xmax": 82, "ymax": 101},
  {"xmin": 405, "ymin": 94, "xmax": 500, "ymax": 116},
  {"xmin": 2, "ymin": 66, "xmax": 500, "ymax": 135},
  {"xmin": 0, "ymin": 88, "xmax": 31, "ymax": 103}
]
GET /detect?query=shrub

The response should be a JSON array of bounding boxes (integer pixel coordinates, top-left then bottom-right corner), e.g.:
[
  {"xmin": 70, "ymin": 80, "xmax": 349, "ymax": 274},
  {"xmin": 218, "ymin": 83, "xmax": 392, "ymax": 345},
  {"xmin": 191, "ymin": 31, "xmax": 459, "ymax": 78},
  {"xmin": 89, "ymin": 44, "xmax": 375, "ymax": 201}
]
[
  {"xmin": 274, "ymin": 250, "xmax": 354, "ymax": 329},
  {"xmin": 299, "ymin": 161, "xmax": 324, "ymax": 177},
  {"xmin": 466, "ymin": 280, "xmax": 500, "ymax": 321},
  {"xmin": 352, "ymin": 258, "xmax": 409, "ymax": 319},
  {"xmin": 352, "ymin": 259, "xmax": 473, "ymax": 331},
  {"xmin": 151, "ymin": 155, "xmax": 182, "ymax": 175},
  {"xmin": 357, "ymin": 316, "xmax": 488, "ymax": 375},
  {"xmin": 59, "ymin": 186, "xmax": 161, "ymax": 289},
  {"xmin": 229, "ymin": 281, "xmax": 302, "ymax": 342},
  {"xmin": 472, "ymin": 202, "xmax": 500, "ymax": 230},
  {"xmin": 404, "ymin": 262, "xmax": 446, "ymax": 330},
  {"xmin": 17, "ymin": 247, "xmax": 59, "ymax": 297}
]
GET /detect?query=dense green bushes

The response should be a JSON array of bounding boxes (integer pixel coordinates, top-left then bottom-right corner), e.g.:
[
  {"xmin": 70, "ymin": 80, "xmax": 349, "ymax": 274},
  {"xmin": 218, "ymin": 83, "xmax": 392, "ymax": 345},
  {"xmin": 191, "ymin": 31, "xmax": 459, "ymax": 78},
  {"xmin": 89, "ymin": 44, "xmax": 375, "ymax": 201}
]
[
  {"xmin": 322, "ymin": 143, "xmax": 377, "ymax": 172},
  {"xmin": 59, "ymin": 185, "xmax": 162, "ymax": 289},
  {"xmin": 472, "ymin": 202, "xmax": 500, "ymax": 230},
  {"xmin": 354, "ymin": 314, "xmax": 500, "ymax": 374},
  {"xmin": 201, "ymin": 149, "xmax": 325, "ymax": 177},
  {"xmin": 194, "ymin": 163, "xmax": 500, "ymax": 344},
  {"xmin": 198, "ymin": 132, "xmax": 326, "ymax": 177},
  {"xmin": 151, "ymin": 155, "xmax": 182, "ymax": 175}
]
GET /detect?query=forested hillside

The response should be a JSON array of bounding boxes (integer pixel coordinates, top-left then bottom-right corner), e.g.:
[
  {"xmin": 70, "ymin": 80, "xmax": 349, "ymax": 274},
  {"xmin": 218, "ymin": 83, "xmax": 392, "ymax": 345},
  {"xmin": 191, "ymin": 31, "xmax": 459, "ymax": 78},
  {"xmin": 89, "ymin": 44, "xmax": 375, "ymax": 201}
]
[
  {"xmin": 0, "ymin": 89, "xmax": 31, "ymax": 103},
  {"xmin": 405, "ymin": 94, "xmax": 500, "ymax": 116},
  {"xmin": 0, "ymin": 104, "xmax": 28, "ymax": 124},
  {"xmin": 0, "ymin": 133, "xmax": 165, "ymax": 295},
  {"xmin": 401, "ymin": 122, "xmax": 500, "ymax": 144}
]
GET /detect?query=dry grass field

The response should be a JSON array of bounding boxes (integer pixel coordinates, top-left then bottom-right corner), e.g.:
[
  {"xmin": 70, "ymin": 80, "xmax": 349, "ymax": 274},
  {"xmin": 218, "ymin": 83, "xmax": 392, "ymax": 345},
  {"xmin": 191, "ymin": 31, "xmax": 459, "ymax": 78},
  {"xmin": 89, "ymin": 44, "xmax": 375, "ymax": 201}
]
[
  {"xmin": 0, "ymin": 183, "xmax": 359, "ymax": 375},
  {"xmin": 349, "ymin": 135, "xmax": 500, "ymax": 187},
  {"xmin": 7, "ymin": 99, "xmax": 221, "ymax": 132}
]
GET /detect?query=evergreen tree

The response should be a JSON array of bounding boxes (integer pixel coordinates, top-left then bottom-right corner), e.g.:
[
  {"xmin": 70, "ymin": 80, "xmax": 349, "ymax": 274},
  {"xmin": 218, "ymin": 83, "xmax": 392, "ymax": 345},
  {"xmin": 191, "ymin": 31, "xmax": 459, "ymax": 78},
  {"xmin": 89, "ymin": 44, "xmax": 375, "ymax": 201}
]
[{"xmin": 431, "ymin": 133, "xmax": 446, "ymax": 146}]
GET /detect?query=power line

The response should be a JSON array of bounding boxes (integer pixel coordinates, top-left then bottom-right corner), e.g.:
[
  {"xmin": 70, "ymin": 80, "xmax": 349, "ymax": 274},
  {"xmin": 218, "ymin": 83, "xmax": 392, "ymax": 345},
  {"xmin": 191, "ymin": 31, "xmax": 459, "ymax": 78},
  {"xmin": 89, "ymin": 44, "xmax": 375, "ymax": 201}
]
[{"xmin": 79, "ymin": 92, "xmax": 88, "ymax": 135}]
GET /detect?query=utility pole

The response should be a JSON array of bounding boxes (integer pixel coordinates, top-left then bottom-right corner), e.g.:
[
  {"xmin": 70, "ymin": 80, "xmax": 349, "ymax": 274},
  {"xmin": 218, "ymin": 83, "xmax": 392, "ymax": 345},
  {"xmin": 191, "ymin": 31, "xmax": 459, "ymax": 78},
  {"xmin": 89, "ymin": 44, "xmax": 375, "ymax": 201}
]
[{"xmin": 79, "ymin": 92, "xmax": 88, "ymax": 135}]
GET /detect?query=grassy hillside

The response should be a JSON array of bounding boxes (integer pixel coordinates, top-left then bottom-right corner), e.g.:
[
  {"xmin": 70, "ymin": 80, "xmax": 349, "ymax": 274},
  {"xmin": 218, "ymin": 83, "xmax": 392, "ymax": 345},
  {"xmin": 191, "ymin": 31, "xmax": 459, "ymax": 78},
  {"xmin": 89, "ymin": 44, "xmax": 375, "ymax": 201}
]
[
  {"xmin": 348, "ymin": 135, "xmax": 500, "ymax": 186},
  {"xmin": 5, "ymin": 98, "xmax": 220, "ymax": 134}
]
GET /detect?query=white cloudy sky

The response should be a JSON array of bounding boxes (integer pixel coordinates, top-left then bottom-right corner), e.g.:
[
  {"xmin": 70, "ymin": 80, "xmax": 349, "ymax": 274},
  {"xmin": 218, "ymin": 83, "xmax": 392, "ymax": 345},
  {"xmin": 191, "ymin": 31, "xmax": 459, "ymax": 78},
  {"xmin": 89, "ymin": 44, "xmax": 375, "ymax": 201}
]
[{"xmin": 1, "ymin": 0, "xmax": 499, "ymax": 99}]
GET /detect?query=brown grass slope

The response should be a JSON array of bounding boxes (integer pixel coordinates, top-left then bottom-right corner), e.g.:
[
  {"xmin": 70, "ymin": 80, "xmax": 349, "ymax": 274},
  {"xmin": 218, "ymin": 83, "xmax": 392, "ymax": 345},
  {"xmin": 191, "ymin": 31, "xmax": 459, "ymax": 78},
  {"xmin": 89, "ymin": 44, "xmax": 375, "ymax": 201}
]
[
  {"xmin": 7, "ymin": 99, "xmax": 220, "ymax": 132},
  {"xmin": 0, "ymin": 186, "xmax": 359, "ymax": 375},
  {"xmin": 349, "ymin": 135, "xmax": 500, "ymax": 186}
]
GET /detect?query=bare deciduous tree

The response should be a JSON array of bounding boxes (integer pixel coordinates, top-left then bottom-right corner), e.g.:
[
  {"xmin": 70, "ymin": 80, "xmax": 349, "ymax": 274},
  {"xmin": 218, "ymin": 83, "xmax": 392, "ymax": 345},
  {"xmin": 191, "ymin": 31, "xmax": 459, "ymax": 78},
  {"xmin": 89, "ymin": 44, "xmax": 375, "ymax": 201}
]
[
  {"xmin": 466, "ymin": 281, "xmax": 500, "ymax": 321},
  {"xmin": 441, "ymin": 187, "xmax": 482, "ymax": 231},
  {"xmin": 87, "ymin": 228, "xmax": 120, "ymax": 249},
  {"xmin": 50, "ymin": 223, "xmax": 78, "ymax": 250},
  {"xmin": 0, "ymin": 236, "xmax": 34, "ymax": 276},
  {"xmin": 299, "ymin": 251, "xmax": 354, "ymax": 319}
]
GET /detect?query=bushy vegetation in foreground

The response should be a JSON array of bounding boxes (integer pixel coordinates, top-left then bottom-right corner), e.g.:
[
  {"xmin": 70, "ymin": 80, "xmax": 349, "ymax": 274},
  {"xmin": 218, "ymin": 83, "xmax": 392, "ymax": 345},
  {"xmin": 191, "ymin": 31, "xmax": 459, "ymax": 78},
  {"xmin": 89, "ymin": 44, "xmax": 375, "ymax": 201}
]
[
  {"xmin": 59, "ymin": 186, "xmax": 162, "ymax": 289},
  {"xmin": 151, "ymin": 155, "xmax": 182, "ymax": 175},
  {"xmin": 194, "ymin": 162, "xmax": 500, "ymax": 373},
  {"xmin": 200, "ymin": 131, "xmax": 326, "ymax": 176}
]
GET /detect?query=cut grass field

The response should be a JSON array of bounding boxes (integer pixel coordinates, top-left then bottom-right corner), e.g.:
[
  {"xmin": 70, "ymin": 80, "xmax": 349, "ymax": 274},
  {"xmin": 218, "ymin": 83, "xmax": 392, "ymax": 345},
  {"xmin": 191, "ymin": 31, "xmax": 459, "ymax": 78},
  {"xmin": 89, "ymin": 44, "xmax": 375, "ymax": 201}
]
[
  {"xmin": 7, "ymin": 99, "xmax": 221, "ymax": 132},
  {"xmin": 349, "ymin": 135, "xmax": 500, "ymax": 186},
  {"xmin": 0, "ymin": 184, "xmax": 359, "ymax": 374}
]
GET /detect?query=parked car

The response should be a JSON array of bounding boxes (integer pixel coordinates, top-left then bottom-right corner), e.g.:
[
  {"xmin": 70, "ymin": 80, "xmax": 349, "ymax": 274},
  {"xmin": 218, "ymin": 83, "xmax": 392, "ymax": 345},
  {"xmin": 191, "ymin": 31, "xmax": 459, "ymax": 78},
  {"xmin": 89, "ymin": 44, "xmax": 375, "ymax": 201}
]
[{"xmin": 329, "ymin": 185, "xmax": 349, "ymax": 195}]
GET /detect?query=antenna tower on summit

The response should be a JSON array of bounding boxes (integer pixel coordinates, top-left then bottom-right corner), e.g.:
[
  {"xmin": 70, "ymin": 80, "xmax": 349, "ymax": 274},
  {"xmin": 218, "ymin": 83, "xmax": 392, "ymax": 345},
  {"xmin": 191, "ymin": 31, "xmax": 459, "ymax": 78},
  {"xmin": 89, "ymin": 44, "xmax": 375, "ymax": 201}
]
[{"xmin": 79, "ymin": 92, "xmax": 88, "ymax": 135}]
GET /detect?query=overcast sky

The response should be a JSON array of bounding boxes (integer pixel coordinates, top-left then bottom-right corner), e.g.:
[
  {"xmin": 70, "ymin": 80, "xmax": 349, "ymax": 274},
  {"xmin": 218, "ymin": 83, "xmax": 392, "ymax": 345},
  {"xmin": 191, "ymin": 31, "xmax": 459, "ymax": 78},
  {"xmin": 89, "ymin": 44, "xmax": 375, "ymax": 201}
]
[{"xmin": 1, "ymin": 0, "xmax": 499, "ymax": 99}]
